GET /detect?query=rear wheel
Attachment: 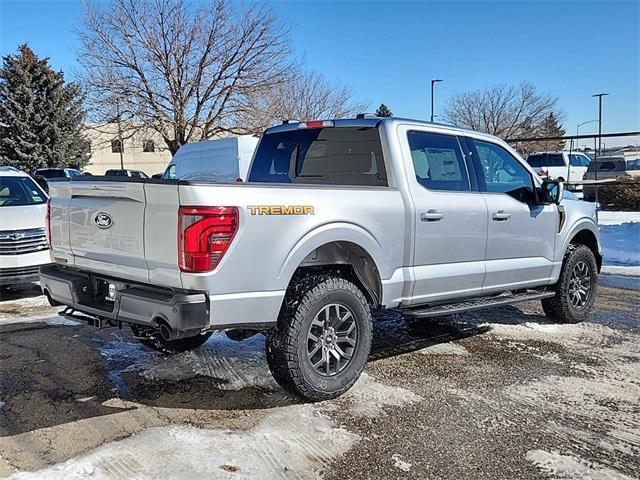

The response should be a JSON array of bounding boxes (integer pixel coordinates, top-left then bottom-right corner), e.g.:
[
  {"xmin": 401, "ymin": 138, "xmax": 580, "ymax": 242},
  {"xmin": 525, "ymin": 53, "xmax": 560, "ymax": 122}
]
[
  {"xmin": 267, "ymin": 275, "xmax": 372, "ymax": 401},
  {"xmin": 542, "ymin": 244, "xmax": 598, "ymax": 323},
  {"xmin": 130, "ymin": 325, "xmax": 213, "ymax": 354}
]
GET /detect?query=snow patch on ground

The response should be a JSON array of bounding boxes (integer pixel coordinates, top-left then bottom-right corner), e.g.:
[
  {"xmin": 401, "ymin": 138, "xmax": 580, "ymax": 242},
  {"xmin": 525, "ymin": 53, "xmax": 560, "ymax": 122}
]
[
  {"xmin": 391, "ymin": 454, "xmax": 412, "ymax": 472},
  {"xmin": 597, "ymin": 210, "xmax": 640, "ymax": 226},
  {"xmin": 334, "ymin": 373, "xmax": 422, "ymax": 419},
  {"xmin": 417, "ymin": 342, "xmax": 469, "ymax": 356},
  {"xmin": 599, "ymin": 222, "xmax": 639, "ymax": 267},
  {"xmin": 0, "ymin": 295, "xmax": 77, "ymax": 326},
  {"xmin": 7, "ymin": 405, "xmax": 359, "ymax": 480},
  {"xmin": 526, "ymin": 449, "xmax": 635, "ymax": 480}
]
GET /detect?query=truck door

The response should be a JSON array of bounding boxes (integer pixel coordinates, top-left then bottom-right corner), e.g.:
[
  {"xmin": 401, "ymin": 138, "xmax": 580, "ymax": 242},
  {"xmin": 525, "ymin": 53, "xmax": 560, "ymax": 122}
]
[
  {"xmin": 399, "ymin": 127, "xmax": 488, "ymax": 304},
  {"xmin": 465, "ymin": 137, "xmax": 557, "ymax": 292}
]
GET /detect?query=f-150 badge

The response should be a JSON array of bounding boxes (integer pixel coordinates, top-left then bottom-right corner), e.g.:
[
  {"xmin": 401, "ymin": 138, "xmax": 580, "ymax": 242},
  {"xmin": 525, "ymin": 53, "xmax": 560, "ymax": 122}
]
[{"xmin": 248, "ymin": 205, "xmax": 315, "ymax": 215}]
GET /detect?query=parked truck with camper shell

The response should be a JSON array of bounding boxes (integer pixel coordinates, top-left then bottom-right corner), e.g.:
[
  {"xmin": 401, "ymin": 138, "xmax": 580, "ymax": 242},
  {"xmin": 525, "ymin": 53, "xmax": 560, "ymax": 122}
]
[{"xmin": 41, "ymin": 117, "xmax": 602, "ymax": 401}]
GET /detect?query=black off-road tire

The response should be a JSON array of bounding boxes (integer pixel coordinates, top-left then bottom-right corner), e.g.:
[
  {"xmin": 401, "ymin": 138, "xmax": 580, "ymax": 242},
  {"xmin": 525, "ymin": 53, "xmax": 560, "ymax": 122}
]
[
  {"xmin": 542, "ymin": 244, "xmax": 598, "ymax": 324},
  {"xmin": 267, "ymin": 275, "xmax": 372, "ymax": 402},
  {"xmin": 130, "ymin": 326, "xmax": 213, "ymax": 354}
]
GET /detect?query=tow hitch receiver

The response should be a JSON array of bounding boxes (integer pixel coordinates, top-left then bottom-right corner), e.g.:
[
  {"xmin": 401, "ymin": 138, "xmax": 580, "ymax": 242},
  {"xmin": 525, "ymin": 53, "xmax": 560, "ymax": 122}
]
[{"xmin": 58, "ymin": 307, "xmax": 120, "ymax": 330}]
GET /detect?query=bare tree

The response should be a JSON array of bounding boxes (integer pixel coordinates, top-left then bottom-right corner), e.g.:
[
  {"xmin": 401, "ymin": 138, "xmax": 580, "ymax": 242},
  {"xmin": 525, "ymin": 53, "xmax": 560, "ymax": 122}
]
[
  {"xmin": 78, "ymin": 0, "xmax": 293, "ymax": 154},
  {"xmin": 238, "ymin": 70, "xmax": 368, "ymax": 133},
  {"xmin": 442, "ymin": 83, "xmax": 560, "ymax": 141}
]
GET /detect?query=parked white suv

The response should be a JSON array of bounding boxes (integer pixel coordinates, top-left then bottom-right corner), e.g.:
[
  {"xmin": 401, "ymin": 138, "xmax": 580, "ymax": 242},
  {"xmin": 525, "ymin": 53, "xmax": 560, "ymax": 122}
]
[
  {"xmin": 527, "ymin": 151, "xmax": 591, "ymax": 191},
  {"xmin": 0, "ymin": 166, "xmax": 51, "ymax": 286}
]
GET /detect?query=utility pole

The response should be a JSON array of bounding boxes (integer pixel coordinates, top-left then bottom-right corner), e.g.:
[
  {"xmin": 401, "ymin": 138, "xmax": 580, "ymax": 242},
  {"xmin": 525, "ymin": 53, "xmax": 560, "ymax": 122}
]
[
  {"xmin": 592, "ymin": 92, "xmax": 609, "ymax": 212},
  {"xmin": 592, "ymin": 93, "xmax": 609, "ymax": 156},
  {"xmin": 431, "ymin": 79, "xmax": 443, "ymax": 123}
]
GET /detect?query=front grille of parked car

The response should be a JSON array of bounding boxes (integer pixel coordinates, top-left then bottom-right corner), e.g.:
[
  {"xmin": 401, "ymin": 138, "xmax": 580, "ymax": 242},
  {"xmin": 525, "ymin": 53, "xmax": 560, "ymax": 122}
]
[
  {"xmin": 0, "ymin": 265, "xmax": 41, "ymax": 278},
  {"xmin": 0, "ymin": 228, "xmax": 48, "ymax": 255}
]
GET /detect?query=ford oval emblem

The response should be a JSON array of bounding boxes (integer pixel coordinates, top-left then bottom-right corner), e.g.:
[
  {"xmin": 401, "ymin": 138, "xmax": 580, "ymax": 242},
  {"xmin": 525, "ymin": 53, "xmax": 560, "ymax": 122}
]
[{"xmin": 94, "ymin": 212, "xmax": 113, "ymax": 229}]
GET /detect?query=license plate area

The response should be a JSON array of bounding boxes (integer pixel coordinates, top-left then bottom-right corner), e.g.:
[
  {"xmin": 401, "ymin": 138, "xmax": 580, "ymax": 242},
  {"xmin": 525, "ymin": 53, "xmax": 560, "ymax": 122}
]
[{"xmin": 90, "ymin": 277, "xmax": 126, "ymax": 312}]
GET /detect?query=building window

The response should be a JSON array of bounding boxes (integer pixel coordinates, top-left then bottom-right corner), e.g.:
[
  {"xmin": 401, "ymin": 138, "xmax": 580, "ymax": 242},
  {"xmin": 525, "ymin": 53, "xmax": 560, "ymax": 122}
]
[
  {"xmin": 143, "ymin": 139, "xmax": 155, "ymax": 153},
  {"xmin": 111, "ymin": 139, "xmax": 123, "ymax": 153}
]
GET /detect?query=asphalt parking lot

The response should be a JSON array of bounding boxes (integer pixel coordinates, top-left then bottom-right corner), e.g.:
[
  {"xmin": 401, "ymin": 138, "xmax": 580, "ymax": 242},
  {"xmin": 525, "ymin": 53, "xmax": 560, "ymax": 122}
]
[{"xmin": 0, "ymin": 282, "xmax": 638, "ymax": 479}]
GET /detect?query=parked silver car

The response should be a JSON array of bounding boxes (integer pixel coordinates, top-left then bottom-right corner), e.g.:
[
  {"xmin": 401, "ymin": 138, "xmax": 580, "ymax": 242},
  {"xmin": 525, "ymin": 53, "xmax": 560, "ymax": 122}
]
[{"xmin": 41, "ymin": 117, "xmax": 601, "ymax": 400}]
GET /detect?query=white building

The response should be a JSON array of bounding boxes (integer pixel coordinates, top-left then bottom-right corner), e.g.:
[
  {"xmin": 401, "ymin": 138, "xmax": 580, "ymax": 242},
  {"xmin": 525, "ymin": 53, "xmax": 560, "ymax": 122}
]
[{"xmin": 84, "ymin": 123, "xmax": 172, "ymax": 176}]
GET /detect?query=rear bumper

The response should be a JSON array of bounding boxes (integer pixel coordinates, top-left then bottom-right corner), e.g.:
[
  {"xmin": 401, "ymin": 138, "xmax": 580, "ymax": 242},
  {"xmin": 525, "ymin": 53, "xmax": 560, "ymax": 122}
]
[{"xmin": 39, "ymin": 265, "xmax": 209, "ymax": 332}]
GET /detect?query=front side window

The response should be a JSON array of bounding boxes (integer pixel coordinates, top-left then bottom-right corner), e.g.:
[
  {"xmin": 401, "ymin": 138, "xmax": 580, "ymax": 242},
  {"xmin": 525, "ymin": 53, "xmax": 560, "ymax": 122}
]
[
  {"xmin": 470, "ymin": 139, "xmax": 534, "ymax": 202},
  {"xmin": 0, "ymin": 176, "xmax": 46, "ymax": 207},
  {"xmin": 407, "ymin": 131, "xmax": 470, "ymax": 192},
  {"xmin": 248, "ymin": 127, "xmax": 387, "ymax": 186},
  {"xmin": 570, "ymin": 154, "xmax": 590, "ymax": 167}
]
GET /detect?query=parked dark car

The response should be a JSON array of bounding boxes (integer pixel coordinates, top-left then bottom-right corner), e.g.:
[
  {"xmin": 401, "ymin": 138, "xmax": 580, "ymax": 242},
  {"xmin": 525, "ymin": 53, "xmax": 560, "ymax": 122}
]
[
  {"xmin": 34, "ymin": 167, "xmax": 82, "ymax": 179},
  {"xmin": 105, "ymin": 169, "xmax": 149, "ymax": 178}
]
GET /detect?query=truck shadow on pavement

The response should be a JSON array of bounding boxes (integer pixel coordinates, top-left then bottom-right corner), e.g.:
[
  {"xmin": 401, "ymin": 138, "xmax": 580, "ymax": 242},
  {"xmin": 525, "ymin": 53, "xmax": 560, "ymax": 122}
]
[{"xmin": 0, "ymin": 303, "xmax": 548, "ymax": 436}]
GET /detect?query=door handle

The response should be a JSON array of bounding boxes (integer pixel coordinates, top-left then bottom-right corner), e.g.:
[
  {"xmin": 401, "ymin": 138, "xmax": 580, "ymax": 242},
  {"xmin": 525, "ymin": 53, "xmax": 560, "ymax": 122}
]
[
  {"xmin": 421, "ymin": 209, "xmax": 444, "ymax": 222},
  {"xmin": 492, "ymin": 210, "xmax": 511, "ymax": 221}
]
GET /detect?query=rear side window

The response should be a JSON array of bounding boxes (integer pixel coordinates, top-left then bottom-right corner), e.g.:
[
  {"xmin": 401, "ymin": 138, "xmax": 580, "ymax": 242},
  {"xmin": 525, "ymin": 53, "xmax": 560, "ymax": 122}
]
[
  {"xmin": 163, "ymin": 164, "xmax": 177, "ymax": 179},
  {"xmin": 407, "ymin": 131, "xmax": 470, "ymax": 192},
  {"xmin": 527, "ymin": 153, "xmax": 565, "ymax": 168},
  {"xmin": 248, "ymin": 127, "xmax": 387, "ymax": 186}
]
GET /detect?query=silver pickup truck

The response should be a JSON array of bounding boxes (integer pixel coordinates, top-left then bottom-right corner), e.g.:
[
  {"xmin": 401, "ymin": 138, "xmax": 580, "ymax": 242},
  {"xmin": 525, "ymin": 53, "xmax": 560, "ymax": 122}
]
[{"xmin": 41, "ymin": 117, "xmax": 601, "ymax": 401}]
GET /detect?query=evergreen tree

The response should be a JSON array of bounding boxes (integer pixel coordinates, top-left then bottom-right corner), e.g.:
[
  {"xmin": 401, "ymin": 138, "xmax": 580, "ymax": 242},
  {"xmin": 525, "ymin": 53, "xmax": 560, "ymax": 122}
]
[
  {"xmin": 538, "ymin": 112, "xmax": 566, "ymax": 151},
  {"xmin": 375, "ymin": 103, "xmax": 393, "ymax": 117},
  {"xmin": 0, "ymin": 44, "xmax": 90, "ymax": 172}
]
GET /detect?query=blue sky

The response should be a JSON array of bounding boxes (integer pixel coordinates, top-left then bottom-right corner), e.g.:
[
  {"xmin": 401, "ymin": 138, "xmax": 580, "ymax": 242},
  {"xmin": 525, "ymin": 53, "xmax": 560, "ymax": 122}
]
[{"xmin": 1, "ymin": 0, "xmax": 638, "ymax": 142}]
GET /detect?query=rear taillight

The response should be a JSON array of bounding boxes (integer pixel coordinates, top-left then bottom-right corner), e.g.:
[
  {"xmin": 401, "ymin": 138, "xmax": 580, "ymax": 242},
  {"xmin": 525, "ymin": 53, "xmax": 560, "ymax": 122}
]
[
  {"xmin": 178, "ymin": 206, "xmax": 238, "ymax": 273},
  {"xmin": 45, "ymin": 199, "xmax": 52, "ymax": 248}
]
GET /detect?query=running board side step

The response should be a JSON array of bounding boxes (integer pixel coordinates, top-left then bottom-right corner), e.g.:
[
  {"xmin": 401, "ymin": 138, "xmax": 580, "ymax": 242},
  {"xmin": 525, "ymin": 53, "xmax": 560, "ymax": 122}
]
[{"xmin": 403, "ymin": 290, "xmax": 556, "ymax": 318}]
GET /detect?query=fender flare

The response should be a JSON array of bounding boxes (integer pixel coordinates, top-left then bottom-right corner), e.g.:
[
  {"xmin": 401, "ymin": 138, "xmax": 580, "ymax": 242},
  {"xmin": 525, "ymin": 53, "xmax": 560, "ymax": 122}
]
[
  {"xmin": 277, "ymin": 222, "xmax": 386, "ymax": 286},
  {"xmin": 559, "ymin": 218, "xmax": 601, "ymax": 261}
]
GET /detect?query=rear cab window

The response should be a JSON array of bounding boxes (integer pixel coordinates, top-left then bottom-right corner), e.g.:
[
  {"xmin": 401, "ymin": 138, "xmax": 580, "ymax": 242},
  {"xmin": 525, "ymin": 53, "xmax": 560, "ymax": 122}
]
[
  {"xmin": 248, "ymin": 126, "xmax": 387, "ymax": 186},
  {"xmin": 527, "ymin": 153, "xmax": 565, "ymax": 168}
]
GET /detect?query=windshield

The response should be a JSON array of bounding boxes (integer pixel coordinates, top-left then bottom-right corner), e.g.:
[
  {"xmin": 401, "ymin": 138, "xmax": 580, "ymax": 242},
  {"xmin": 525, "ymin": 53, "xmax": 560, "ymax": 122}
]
[
  {"xmin": 0, "ymin": 176, "xmax": 47, "ymax": 207},
  {"xmin": 527, "ymin": 153, "xmax": 565, "ymax": 168}
]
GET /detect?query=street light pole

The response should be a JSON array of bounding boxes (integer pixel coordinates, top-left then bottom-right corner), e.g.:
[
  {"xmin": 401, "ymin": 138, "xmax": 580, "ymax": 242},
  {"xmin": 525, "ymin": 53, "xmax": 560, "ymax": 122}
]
[
  {"xmin": 431, "ymin": 79, "xmax": 443, "ymax": 123},
  {"xmin": 576, "ymin": 120, "xmax": 598, "ymax": 151},
  {"xmin": 592, "ymin": 93, "xmax": 609, "ymax": 157}
]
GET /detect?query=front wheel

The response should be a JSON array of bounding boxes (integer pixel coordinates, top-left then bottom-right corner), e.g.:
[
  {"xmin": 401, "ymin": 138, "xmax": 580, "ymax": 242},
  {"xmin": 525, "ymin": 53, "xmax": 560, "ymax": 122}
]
[
  {"xmin": 267, "ymin": 275, "xmax": 372, "ymax": 401},
  {"xmin": 542, "ymin": 244, "xmax": 598, "ymax": 323}
]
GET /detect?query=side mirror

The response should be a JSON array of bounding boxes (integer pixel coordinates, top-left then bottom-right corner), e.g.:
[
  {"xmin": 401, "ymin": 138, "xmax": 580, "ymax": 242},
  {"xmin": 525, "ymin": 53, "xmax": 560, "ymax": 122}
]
[{"xmin": 541, "ymin": 180, "xmax": 564, "ymax": 204}]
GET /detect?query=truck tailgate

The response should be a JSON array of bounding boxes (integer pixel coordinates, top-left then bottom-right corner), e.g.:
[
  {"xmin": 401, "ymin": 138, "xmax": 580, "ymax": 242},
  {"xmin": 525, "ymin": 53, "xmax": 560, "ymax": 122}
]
[{"xmin": 68, "ymin": 181, "xmax": 149, "ymax": 282}]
